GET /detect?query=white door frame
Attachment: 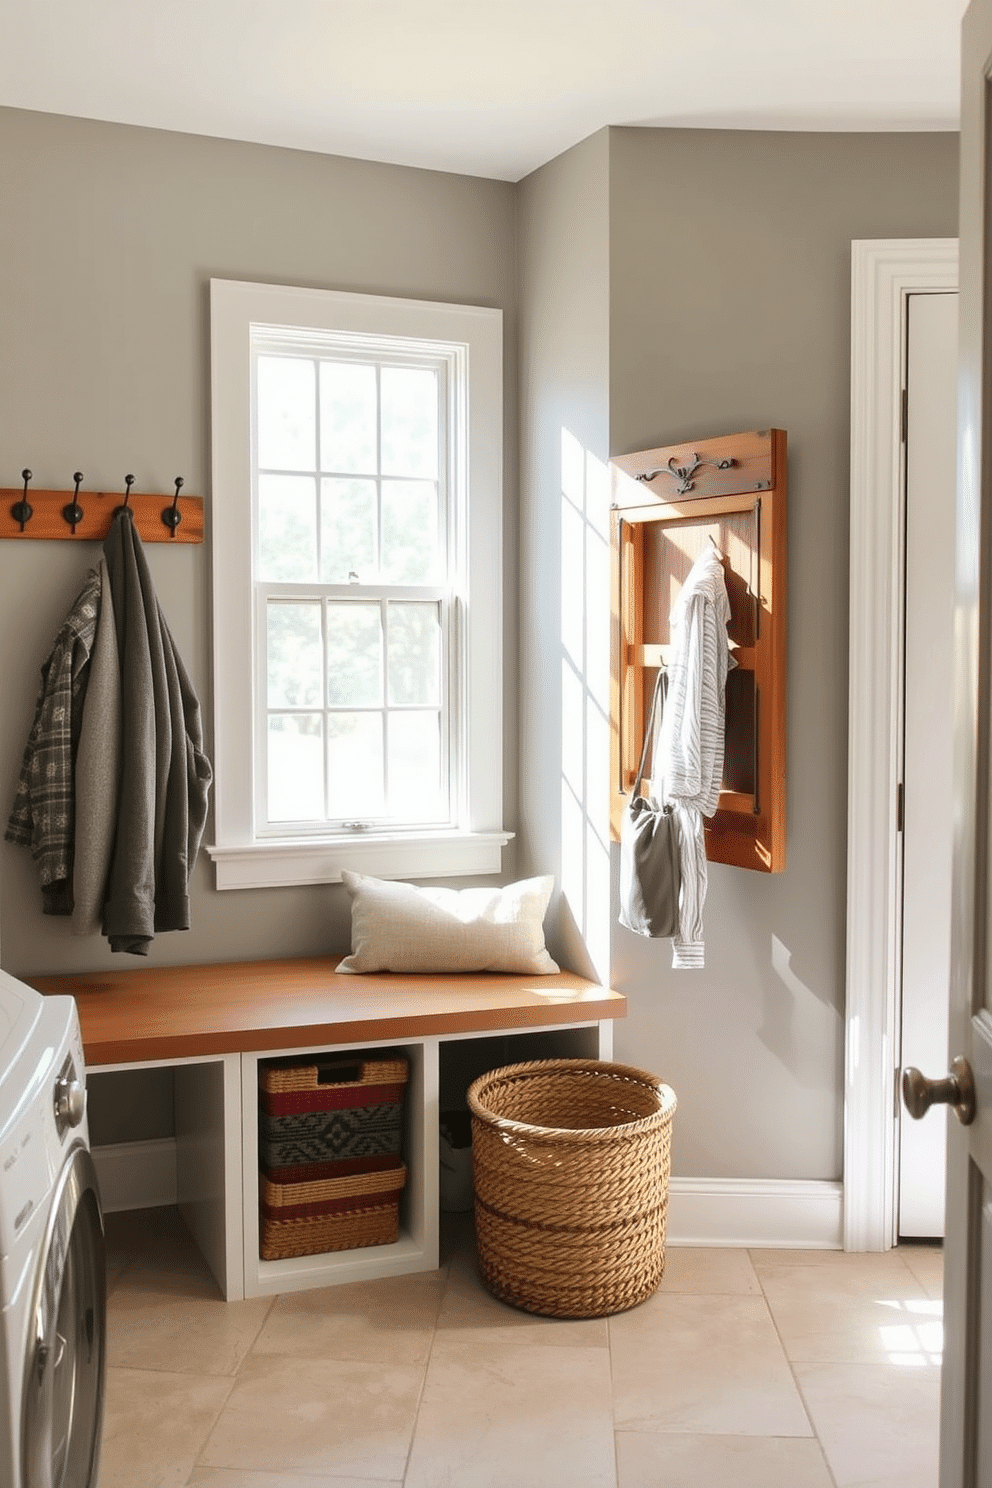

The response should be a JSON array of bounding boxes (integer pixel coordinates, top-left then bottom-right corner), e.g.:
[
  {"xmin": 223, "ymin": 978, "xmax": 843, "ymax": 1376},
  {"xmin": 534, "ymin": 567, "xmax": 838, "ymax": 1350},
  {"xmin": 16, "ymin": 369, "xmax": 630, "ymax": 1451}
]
[{"xmin": 845, "ymin": 237, "xmax": 958, "ymax": 1251}]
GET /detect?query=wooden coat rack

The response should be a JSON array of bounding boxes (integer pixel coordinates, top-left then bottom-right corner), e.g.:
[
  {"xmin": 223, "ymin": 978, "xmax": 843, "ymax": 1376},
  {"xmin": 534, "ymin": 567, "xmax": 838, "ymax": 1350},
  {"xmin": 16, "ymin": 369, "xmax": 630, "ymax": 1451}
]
[
  {"xmin": 0, "ymin": 471, "xmax": 203, "ymax": 544},
  {"xmin": 610, "ymin": 428, "xmax": 787, "ymax": 873}
]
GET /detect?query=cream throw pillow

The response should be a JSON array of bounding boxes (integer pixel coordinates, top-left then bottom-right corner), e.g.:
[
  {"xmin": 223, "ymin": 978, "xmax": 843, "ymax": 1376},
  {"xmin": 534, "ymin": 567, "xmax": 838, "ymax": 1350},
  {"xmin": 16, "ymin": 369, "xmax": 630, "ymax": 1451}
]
[{"xmin": 336, "ymin": 872, "xmax": 560, "ymax": 975}]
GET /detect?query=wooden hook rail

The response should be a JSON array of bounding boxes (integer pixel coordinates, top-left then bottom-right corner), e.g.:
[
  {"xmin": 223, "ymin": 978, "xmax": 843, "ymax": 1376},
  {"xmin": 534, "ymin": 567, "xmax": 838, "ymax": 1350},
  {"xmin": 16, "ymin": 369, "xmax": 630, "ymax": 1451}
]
[{"xmin": 1, "ymin": 481, "xmax": 203, "ymax": 544}]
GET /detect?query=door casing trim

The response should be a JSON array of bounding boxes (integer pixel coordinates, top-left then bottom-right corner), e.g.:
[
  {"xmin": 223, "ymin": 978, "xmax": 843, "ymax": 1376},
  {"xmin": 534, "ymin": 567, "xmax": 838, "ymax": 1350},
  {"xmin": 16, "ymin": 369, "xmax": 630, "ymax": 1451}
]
[{"xmin": 846, "ymin": 237, "xmax": 958, "ymax": 1251}]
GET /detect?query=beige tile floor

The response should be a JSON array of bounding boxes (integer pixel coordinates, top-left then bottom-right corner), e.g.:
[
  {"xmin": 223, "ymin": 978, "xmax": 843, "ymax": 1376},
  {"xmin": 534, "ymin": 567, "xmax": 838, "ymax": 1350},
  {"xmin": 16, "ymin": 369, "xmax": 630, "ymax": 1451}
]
[{"xmin": 98, "ymin": 1208, "xmax": 944, "ymax": 1488}]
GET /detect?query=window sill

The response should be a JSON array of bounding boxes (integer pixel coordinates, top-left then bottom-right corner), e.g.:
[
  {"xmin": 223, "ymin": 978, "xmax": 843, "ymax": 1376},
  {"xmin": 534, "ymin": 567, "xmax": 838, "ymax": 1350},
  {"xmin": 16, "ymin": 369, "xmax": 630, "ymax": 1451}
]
[{"xmin": 205, "ymin": 830, "xmax": 515, "ymax": 890}]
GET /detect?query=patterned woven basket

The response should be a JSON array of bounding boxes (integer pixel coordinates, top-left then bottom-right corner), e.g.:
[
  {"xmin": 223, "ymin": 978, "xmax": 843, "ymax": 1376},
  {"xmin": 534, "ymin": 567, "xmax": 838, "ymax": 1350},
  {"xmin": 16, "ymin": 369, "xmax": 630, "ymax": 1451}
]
[
  {"xmin": 466, "ymin": 1058, "xmax": 677, "ymax": 1319},
  {"xmin": 259, "ymin": 1158, "xmax": 406, "ymax": 1260},
  {"xmin": 258, "ymin": 1055, "xmax": 408, "ymax": 1169}
]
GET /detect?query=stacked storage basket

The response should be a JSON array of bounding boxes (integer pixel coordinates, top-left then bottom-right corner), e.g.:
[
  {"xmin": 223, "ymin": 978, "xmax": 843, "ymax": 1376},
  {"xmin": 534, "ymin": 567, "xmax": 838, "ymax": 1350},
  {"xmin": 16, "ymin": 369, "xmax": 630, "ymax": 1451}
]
[{"xmin": 258, "ymin": 1053, "xmax": 408, "ymax": 1260}]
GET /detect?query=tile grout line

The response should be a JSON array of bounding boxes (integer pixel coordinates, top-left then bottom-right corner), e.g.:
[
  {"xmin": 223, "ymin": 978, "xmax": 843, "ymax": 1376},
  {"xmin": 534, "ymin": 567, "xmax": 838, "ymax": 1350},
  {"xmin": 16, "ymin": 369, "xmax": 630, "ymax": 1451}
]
[
  {"xmin": 607, "ymin": 1309, "xmax": 621, "ymax": 1488},
  {"xmin": 397, "ymin": 1256, "xmax": 453, "ymax": 1486},
  {"xmin": 746, "ymin": 1246, "xmax": 841, "ymax": 1488},
  {"xmin": 182, "ymin": 1373, "xmax": 239, "ymax": 1488}
]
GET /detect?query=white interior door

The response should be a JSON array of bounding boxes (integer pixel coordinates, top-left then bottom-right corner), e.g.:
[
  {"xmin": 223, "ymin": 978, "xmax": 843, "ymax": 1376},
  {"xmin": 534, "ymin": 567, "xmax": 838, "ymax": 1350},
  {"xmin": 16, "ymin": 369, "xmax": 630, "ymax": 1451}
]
[
  {"xmin": 899, "ymin": 290, "xmax": 958, "ymax": 1238},
  {"xmin": 930, "ymin": 0, "xmax": 992, "ymax": 1479}
]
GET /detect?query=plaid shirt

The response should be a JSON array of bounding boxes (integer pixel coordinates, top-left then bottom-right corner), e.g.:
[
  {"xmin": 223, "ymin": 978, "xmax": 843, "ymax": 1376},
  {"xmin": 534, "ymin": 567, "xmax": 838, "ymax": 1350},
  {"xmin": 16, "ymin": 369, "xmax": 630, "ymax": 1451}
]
[{"xmin": 5, "ymin": 568, "xmax": 101, "ymax": 912}]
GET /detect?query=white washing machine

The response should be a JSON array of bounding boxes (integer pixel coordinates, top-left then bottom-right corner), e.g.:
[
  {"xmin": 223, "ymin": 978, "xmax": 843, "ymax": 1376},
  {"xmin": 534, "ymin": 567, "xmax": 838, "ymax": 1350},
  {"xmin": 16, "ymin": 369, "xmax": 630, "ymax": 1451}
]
[{"xmin": 0, "ymin": 967, "xmax": 105, "ymax": 1488}]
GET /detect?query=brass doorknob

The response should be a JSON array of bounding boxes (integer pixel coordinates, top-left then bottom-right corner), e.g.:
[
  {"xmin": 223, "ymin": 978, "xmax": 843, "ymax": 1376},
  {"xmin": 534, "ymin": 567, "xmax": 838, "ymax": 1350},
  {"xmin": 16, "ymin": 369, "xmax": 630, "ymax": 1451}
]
[{"xmin": 902, "ymin": 1056, "xmax": 976, "ymax": 1126}]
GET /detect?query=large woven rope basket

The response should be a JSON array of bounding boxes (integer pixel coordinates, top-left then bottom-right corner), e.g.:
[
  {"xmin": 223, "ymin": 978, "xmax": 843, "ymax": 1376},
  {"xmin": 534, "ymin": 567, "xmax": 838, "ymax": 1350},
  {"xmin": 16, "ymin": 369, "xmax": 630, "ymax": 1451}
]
[{"xmin": 466, "ymin": 1058, "xmax": 677, "ymax": 1319}]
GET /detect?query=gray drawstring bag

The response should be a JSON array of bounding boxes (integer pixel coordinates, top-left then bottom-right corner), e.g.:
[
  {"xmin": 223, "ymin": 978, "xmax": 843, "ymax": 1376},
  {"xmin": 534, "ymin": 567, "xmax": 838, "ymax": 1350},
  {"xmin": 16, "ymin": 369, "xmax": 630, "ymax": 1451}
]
[{"xmin": 618, "ymin": 669, "xmax": 681, "ymax": 938}]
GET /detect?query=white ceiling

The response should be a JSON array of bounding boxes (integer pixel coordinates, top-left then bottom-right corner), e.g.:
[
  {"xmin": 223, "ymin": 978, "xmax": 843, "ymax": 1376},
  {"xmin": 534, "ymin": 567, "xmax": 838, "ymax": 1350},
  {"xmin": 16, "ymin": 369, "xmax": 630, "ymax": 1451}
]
[{"xmin": 0, "ymin": 0, "xmax": 967, "ymax": 182}]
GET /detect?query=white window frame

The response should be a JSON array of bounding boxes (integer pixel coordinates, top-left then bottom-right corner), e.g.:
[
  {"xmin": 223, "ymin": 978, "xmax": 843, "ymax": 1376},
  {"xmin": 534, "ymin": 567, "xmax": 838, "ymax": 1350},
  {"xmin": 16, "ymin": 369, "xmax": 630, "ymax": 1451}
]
[{"xmin": 207, "ymin": 278, "xmax": 511, "ymax": 890}]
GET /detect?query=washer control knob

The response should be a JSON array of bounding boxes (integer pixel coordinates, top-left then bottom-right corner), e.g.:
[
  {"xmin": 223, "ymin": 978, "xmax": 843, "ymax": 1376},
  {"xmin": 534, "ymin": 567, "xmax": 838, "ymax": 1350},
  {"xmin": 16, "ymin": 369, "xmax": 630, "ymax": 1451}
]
[{"xmin": 54, "ymin": 1078, "xmax": 86, "ymax": 1132}]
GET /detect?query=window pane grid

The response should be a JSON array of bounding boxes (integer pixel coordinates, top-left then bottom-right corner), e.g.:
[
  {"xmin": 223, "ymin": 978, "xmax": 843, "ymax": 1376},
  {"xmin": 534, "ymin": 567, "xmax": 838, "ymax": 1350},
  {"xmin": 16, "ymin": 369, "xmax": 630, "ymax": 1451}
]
[
  {"xmin": 255, "ymin": 345, "xmax": 451, "ymax": 832},
  {"xmin": 259, "ymin": 360, "xmax": 444, "ymax": 587},
  {"xmin": 261, "ymin": 594, "xmax": 449, "ymax": 829}
]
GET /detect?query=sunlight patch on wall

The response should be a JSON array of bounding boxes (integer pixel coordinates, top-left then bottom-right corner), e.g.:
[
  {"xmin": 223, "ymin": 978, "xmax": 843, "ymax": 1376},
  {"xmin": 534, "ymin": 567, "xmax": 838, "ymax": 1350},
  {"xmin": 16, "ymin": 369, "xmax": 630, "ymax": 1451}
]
[
  {"xmin": 561, "ymin": 479, "xmax": 585, "ymax": 671},
  {"xmin": 559, "ymin": 427, "xmax": 611, "ymax": 981}
]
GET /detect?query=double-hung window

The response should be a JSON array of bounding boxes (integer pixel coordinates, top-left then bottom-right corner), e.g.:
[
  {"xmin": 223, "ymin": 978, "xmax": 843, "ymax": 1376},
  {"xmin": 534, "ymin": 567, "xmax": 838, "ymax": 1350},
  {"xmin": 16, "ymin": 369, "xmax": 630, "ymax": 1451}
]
[{"xmin": 208, "ymin": 280, "xmax": 510, "ymax": 890}]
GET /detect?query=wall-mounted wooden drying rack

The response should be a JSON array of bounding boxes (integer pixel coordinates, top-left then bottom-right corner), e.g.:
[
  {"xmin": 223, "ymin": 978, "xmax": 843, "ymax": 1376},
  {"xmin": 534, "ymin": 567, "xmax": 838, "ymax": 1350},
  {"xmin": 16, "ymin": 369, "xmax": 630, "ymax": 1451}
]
[
  {"xmin": 0, "ymin": 471, "xmax": 203, "ymax": 544},
  {"xmin": 610, "ymin": 428, "xmax": 787, "ymax": 873}
]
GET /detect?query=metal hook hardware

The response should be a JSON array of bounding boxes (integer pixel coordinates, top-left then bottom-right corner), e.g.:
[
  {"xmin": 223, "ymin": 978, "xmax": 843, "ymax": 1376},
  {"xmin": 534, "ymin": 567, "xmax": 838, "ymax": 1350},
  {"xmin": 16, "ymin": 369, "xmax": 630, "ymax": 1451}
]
[
  {"xmin": 122, "ymin": 473, "xmax": 135, "ymax": 510},
  {"xmin": 636, "ymin": 454, "xmax": 736, "ymax": 496},
  {"xmin": 62, "ymin": 472, "xmax": 85, "ymax": 534},
  {"xmin": 11, "ymin": 468, "xmax": 33, "ymax": 532},
  {"xmin": 161, "ymin": 476, "xmax": 184, "ymax": 536}
]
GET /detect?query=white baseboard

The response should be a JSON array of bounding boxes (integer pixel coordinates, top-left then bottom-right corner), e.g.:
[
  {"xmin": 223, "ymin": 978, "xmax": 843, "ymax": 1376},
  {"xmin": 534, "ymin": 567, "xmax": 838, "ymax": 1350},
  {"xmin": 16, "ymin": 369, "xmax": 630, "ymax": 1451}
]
[
  {"xmin": 92, "ymin": 1138, "xmax": 178, "ymax": 1214},
  {"xmin": 92, "ymin": 1142, "xmax": 844, "ymax": 1251},
  {"xmin": 666, "ymin": 1177, "xmax": 844, "ymax": 1249}
]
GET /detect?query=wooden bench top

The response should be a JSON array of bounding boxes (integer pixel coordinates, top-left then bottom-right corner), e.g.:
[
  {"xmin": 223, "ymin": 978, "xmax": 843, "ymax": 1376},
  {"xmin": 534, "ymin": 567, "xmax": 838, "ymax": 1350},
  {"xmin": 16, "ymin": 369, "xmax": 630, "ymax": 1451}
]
[{"xmin": 27, "ymin": 958, "xmax": 627, "ymax": 1066}]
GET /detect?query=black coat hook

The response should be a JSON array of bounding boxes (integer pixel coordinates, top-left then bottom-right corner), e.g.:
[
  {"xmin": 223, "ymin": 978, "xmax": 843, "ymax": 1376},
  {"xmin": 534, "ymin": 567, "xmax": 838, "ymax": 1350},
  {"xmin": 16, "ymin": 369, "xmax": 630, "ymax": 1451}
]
[
  {"xmin": 161, "ymin": 476, "xmax": 184, "ymax": 537},
  {"xmin": 123, "ymin": 473, "xmax": 135, "ymax": 510},
  {"xmin": 12, "ymin": 468, "xmax": 33, "ymax": 532},
  {"xmin": 62, "ymin": 472, "xmax": 85, "ymax": 534}
]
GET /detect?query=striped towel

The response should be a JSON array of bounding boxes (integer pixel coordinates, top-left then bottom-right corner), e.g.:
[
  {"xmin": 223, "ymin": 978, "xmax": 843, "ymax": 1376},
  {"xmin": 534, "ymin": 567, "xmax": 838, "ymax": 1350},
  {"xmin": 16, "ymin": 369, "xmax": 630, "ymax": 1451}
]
[{"xmin": 657, "ymin": 546, "xmax": 732, "ymax": 969}]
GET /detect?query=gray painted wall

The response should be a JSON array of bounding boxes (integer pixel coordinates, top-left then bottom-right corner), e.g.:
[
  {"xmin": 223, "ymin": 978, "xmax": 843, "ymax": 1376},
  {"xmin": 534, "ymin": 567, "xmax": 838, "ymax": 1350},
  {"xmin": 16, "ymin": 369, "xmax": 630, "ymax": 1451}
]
[
  {"xmin": 0, "ymin": 108, "xmax": 519, "ymax": 987},
  {"xmin": 604, "ymin": 128, "xmax": 959, "ymax": 1179},
  {"xmin": 0, "ymin": 108, "xmax": 961, "ymax": 1184},
  {"xmin": 516, "ymin": 131, "xmax": 612, "ymax": 983}
]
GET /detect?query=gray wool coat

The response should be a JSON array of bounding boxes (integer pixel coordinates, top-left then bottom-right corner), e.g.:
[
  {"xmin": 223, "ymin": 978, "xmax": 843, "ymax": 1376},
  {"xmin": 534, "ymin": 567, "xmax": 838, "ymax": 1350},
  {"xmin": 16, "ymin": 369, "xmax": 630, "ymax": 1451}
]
[{"xmin": 100, "ymin": 508, "xmax": 212, "ymax": 955}]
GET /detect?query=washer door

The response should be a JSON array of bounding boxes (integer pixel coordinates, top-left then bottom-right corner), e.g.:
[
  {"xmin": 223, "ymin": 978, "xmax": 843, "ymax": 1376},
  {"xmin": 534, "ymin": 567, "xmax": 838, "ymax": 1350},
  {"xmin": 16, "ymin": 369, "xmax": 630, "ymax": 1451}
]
[{"xmin": 22, "ymin": 1145, "xmax": 106, "ymax": 1488}]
